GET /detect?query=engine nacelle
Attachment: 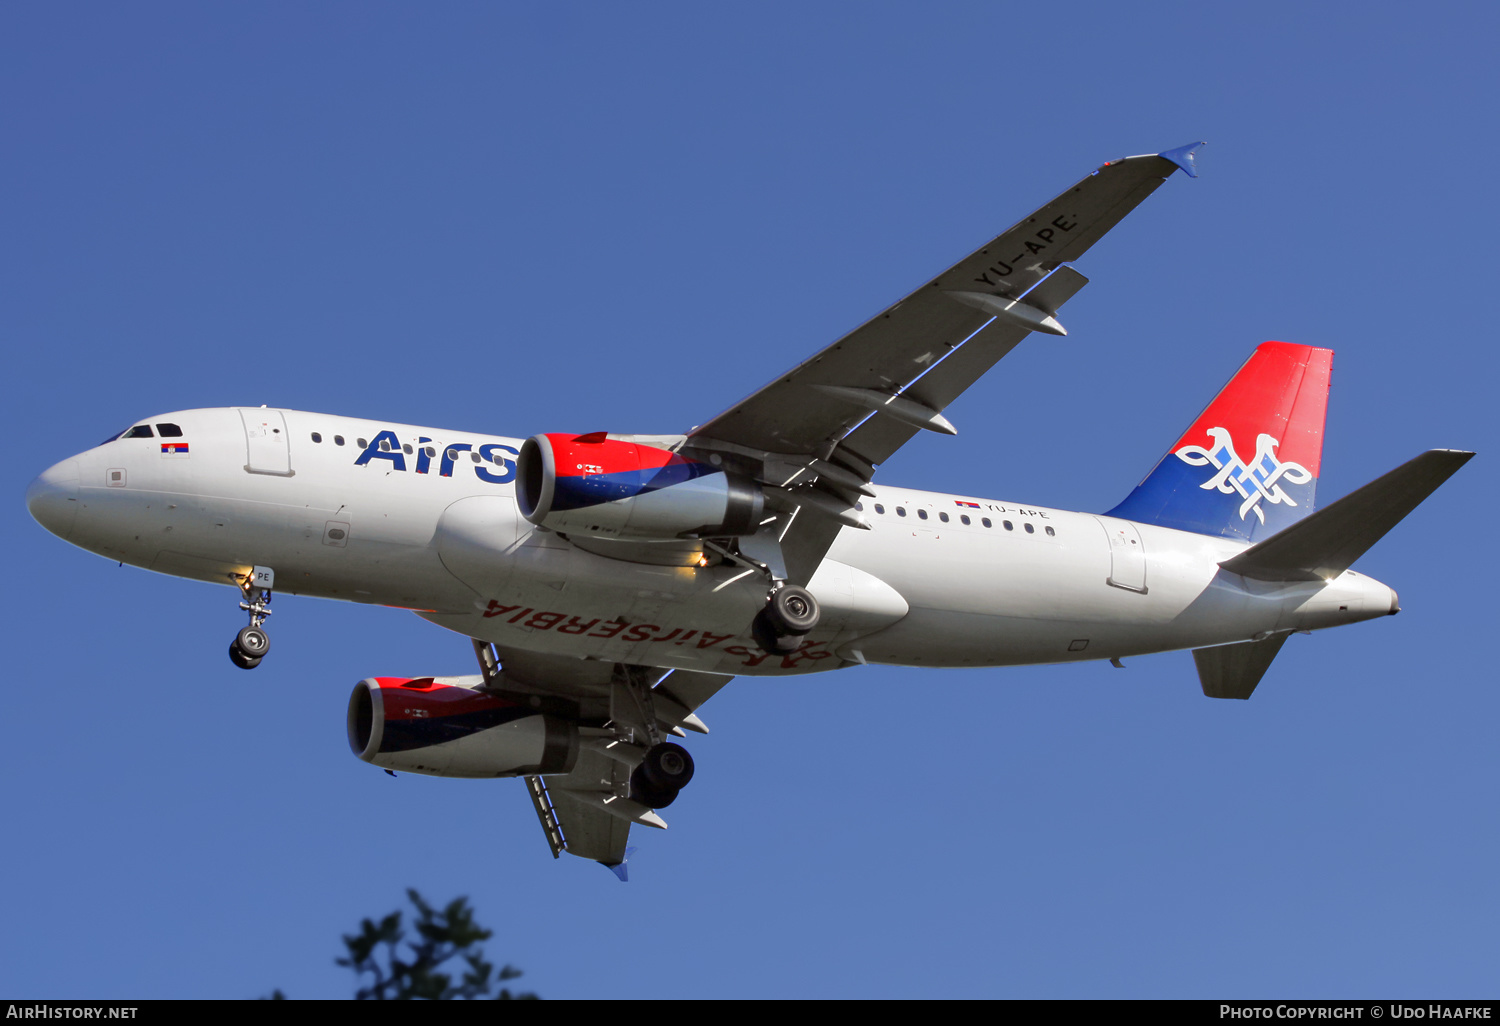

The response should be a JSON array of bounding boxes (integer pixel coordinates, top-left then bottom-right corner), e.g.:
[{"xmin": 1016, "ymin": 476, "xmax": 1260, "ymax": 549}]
[
  {"xmin": 347, "ymin": 677, "xmax": 579, "ymax": 778},
  {"xmin": 516, "ymin": 432, "xmax": 762, "ymax": 539}
]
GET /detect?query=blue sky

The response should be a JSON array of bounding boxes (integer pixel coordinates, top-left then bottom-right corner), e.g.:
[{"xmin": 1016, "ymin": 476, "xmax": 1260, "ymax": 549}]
[{"xmin": 5, "ymin": 1, "xmax": 1497, "ymax": 999}]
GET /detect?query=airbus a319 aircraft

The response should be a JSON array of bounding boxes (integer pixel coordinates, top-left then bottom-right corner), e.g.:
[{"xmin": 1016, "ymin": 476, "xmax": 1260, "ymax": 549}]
[{"xmin": 26, "ymin": 143, "xmax": 1472, "ymax": 878}]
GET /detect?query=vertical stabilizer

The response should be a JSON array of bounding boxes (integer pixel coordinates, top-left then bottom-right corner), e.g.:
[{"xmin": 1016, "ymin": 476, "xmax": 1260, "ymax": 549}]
[{"xmin": 1107, "ymin": 342, "xmax": 1333, "ymax": 541}]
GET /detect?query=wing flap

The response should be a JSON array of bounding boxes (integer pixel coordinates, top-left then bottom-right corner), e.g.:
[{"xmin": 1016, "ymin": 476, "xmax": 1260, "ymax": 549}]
[{"xmin": 547, "ymin": 787, "xmax": 634, "ymax": 869}]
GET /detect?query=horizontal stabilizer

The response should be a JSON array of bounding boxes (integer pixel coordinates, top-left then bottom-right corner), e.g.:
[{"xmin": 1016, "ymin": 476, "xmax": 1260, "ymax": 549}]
[
  {"xmin": 1194, "ymin": 633, "xmax": 1290, "ymax": 700},
  {"xmin": 1219, "ymin": 450, "xmax": 1474, "ymax": 582}
]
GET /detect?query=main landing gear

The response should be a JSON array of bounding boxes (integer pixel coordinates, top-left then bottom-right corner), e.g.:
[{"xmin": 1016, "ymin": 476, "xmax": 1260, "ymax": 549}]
[
  {"xmin": 700, "ymin": 540, "xmax": 822, "ymax": 654},
  {"xmin": 629, "ymin": 741, "xmax": 696, "ymax": 809},
  {"xmin": 229, "ymin": 566, "xmax": 275, "ymax": 670},
  {"xmin": 751, "ymin": 583, "xmax": 820, "ymax": 654},
  {"xmin": 609, "ymin": 666, "xmax": 696, "ymax": 810}
]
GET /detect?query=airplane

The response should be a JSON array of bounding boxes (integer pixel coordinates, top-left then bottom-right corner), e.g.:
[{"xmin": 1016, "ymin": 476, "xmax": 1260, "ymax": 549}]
[{"xmin": 25, "ymin": 143, "xmax": 1473, "ymax": 880}]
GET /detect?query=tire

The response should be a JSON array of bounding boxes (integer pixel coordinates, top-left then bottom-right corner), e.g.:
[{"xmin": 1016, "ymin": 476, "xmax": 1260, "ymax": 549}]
[
  {"xmin": 236, "ymin": 626, "xmax": 271, "ymax": 659},
  {"xmin": 228, "ymin": 642, "xmax": 262, "ymax": 670},
  {"xmin": 751, "ymin": 609, "xmax": 804, "ymax": 654},
  {"xmin": 628, "ymin": 768, "xmax": 678, "ymax": 809},
  {"xmin": 640, "ymin": 742, "xmax": 695, "ymax": 791},
  {"xmin": 766, "ymin": 585, "xmax": 819, "ymax": 635}
]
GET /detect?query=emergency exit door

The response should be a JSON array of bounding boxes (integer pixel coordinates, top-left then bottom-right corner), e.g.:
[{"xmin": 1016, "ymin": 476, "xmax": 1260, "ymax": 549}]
[{"xmin": 1093, "ymin": 515, "xmax": 1148, "ymax": 593}]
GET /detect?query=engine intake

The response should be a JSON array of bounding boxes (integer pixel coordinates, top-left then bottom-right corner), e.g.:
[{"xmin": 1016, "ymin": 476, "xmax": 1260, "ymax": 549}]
[
  {"xmin": 516, "ymin": 433, "xmax": 762, "ymax": 539},
  {"xmin": 347, "ymin": 677, "xmax": 578, "ymax": 778}
]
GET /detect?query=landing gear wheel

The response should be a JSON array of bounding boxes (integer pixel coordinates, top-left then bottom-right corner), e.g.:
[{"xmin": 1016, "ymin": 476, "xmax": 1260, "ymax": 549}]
[
  {"xmin": 639, "ymin": 742, "xmax": 695, "ymax": 791},
  {"xmin": 752, "ymin": 609, "xmax": 803, "ymax": 654},
  {"xmin": 228, "ymin": 642, "xmax": 263, "ymax": 670},
  {"xmin": 766, "ymin": 585, "xmax": 819, "ymax": 635},
  {"xmin": 236, "ymin": 626, "xmax": 271, "ymax": 659},
  {"xmin": 629, "ymin": 775, "xmax": 679, "ymax": 809}
]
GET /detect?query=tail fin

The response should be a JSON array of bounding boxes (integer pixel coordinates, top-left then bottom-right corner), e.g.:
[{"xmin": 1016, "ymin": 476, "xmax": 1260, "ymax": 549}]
[{"xmin": 1106, "ymin": 341, "xmax": 1334, "ymax": 541}]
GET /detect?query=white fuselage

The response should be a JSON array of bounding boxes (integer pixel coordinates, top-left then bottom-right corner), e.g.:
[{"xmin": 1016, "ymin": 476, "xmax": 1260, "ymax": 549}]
[{"xmin": 27, "ymin": 407, "xmax": 1398, "ymax": 676}]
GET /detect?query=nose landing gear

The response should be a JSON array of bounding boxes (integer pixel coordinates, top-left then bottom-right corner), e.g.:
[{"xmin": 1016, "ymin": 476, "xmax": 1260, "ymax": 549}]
[{"xmin": 229, "ymin": 566, "xmax": 274, "ymax": 669}]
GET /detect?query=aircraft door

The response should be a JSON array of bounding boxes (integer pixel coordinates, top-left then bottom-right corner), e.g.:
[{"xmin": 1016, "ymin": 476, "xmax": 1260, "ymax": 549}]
[
  {"xmin": 1092, "ymin": 515, "xmax": 1148, "ymax": 594},
  {"xmin": 240, "ymin": 409, "xmax": 293, "ymax": 476}
]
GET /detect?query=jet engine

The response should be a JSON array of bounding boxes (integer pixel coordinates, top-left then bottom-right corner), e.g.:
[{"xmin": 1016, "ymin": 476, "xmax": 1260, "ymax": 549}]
[
  {"xmin": 347, "ymin": 677, "xmax": 579, "ymax": 778},
  {"xmin": 516, "ymin": 432, "xmax": 762, "ymax": 539}
]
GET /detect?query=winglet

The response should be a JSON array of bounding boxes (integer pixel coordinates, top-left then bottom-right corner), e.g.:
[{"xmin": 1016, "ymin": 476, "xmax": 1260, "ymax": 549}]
[
  {"xmin": 604, "ymin": 846, "xmax": 638, "ymax": 882},
  {"xmin": 1158, "ymin": 141, "xmax": 1206, "ymax": 178}
]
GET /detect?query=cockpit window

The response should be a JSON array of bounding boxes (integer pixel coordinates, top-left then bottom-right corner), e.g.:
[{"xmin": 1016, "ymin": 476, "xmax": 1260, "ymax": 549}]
[
  {"xmin": 99, "ymin": 423, "xmax": 157, "ymax": 446},
  {"xmin": 156, "ymin": 423, "xmax": 183, "ymax": 437}
]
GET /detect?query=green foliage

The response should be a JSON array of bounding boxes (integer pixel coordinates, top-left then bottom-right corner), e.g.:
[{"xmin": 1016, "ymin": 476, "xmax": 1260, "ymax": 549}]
[{"xmin": 335, "ymin": 889, "xmax": 537, "ymax": 1000}]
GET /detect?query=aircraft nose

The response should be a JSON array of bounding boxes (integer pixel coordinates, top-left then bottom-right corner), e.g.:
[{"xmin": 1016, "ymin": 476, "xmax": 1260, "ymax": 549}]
[{"xmin": 26, "ymin": 457, "xmax": 81, "ymax": 542}]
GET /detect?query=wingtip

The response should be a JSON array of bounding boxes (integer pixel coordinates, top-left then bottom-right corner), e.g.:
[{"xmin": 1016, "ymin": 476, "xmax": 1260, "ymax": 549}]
[
  {"xmin": 604, "ymin": 845, "xmax": 639, "ymax": 882},
  {"xmin": 1158, "ymin": 141, "xmax": 1207, "ymax": 178}
]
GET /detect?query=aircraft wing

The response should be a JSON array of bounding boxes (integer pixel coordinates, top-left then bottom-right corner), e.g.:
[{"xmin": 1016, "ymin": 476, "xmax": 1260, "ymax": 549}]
[
  {"xmin": 483, "ymin": 642, "xmax": 732, "ymax": 877},
  {"xmin": 690, "ymin": 144, "xmax": 1202, "ymax": 475}
]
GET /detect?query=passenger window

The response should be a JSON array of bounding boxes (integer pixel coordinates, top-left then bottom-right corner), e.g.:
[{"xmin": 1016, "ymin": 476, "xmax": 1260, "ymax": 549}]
[
  {"xmin": 896, "ymin": 507, "xmax": 907, "ymax": 517},
  {"xmin": 311, "ymin": 432, "xmax": 322, "ymax": 443},
  {"xmin": 1024, "ymin": 522, "xmax": 1035, "ymax": 534},
  {"xmin": 156, "ymin": 423, "xmax": 183, "ymax": 437},
  {"xmin": 335, "ymin": 435, "xmax": 346, "ymax": 446},
  {"xmin": 425, "ymin": 447, "xmax": 436, "ymax": 458},
  {"xmin": 874, "ymin": 504, "xmax": 885, "ymax": 514},
  {"xmin": 939, "ymin": 512, "xmax": 949, "ymax": 523},
  {"xmin": 855, "ymin": 502, "xmax": 864, "ymax": 511},
  {"xmin": 471, "ymin": 452, "xmax": 481, "ymax": 463},
  {"xmin": 125, "ymin": 425, "xmax": 154, "ymax": 438},
  {"xmin": 1003, "ymin": 520, "xmax": 1013, "ymax": 531},
  {"xmin": 402, "ymin": 444, "xmax": 413, "ymax": 454},
  {"xmin": 982, "ymin": 518, "xmax": 992, "ymax": 528},
  {"xmin": 917, "ymin": 509, "xmax": 928, "ymax": 520},
  {"xmin": 379, "ymin": 439, "xmax": 391, "ymax": 451},
  {"xmin": 446, "ymin": 448, "xmax": 459, "ymax": 460},
  {"xmin": 357, "ymin": 438, "xmax": 368, "ymax": 448},
  {"xmin": 960, "ymin": 515, "xmax": 971, "ymax": 525},
  {"xmin": 1045, "ymin": 526, "xmax": 1056, "ymax": 537}
]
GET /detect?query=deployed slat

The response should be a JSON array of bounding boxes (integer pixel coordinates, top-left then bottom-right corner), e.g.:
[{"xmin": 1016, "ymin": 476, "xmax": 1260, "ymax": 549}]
[{"xmin": 523, "ymin": 774, "xmax": 566, "ymax": 859}]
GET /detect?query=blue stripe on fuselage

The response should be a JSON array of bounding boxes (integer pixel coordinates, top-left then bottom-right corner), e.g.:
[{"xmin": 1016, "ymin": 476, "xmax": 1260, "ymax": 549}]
[{"xmin": 552, "ymin": 462, "xmax": 720, "ymax": 511}]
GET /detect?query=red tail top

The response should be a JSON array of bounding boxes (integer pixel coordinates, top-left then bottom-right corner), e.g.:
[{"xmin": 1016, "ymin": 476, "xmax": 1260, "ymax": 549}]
[{"xmin": 1108, "ymin": 342, "xmax": 1334, "ymax": 540}]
